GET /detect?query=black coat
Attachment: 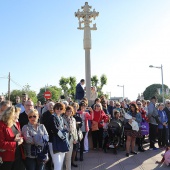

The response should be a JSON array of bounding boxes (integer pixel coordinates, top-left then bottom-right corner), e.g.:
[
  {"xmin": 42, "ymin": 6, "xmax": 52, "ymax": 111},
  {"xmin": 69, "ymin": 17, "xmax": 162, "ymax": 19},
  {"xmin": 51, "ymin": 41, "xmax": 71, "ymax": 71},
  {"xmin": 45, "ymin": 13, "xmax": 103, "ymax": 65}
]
[
  {"xmin": 75, "ymin": 83, "xmax": 84, "ymax": 100},
  {"xmin": 163, "ymin": 107, "xmax": 170, "ymax": 124},
  {"xmin": 40, "ymin": 110, "xmax": 52, "ymax": 133},
  {"xmin": 19, "ymin": 111, "xmax": 29, "ymax": 130}
]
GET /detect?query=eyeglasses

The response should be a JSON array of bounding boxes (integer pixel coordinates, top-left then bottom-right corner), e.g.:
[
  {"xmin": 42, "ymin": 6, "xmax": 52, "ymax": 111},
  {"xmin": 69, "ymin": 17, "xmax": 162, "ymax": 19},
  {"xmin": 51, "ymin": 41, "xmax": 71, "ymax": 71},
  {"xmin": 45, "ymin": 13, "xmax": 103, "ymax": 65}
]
[
  {"xmin": 28, "ymin": 115, "xmax": 37, "ymax": 119},
  {"xmin": 137, "ymin": 104, "xmax": 141, "ymax": 105},
  {"xmin": 26, "ymin": 105, "xmax": 33, "ymax": 107},
  {"xmin": 167, "ymin": 103, "xmax": 170, "ymax": 104},
  {"xmin": 96, "ymin": 105, "xmax": 100, "ymax": 107},
  {"xmin": 116, "ymin": 105, "xmax": 120, "ymax": 106}
]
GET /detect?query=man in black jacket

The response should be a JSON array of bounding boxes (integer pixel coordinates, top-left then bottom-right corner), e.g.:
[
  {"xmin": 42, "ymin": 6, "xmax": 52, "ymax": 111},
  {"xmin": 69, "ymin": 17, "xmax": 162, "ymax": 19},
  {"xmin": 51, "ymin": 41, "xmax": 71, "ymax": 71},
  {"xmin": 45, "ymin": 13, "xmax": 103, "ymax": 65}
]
[
  {"xmin": 19, "ymin": 100, "xmax": 34, "ymax": 129},
  {"xmin": 163, "ymin": 100, "xmax": 170, "ymax": 141},
  {"xmin": 75, "ymin": 79, "xmax": 85, "ymax": 103},
  {"xmin": 40, "ymin": 101, "xmax": 55, "ymax": 170}
]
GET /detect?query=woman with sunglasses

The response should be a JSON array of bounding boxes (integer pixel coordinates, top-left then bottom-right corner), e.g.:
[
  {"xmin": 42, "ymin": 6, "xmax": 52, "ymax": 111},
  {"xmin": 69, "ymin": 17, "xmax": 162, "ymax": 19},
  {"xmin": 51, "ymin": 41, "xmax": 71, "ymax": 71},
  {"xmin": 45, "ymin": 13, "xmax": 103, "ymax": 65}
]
[
  {"xmin": 22, "ymin": 109, "xmax": 49, "ymax": 170},
  {"xmin": 0, "ymin": 106, "xmax": 24, "ymax": 170},
  {"xmin": 124, "ymin": 103, "xmax": 142, "ymax": 157},
  {"xmin": 47, "ymin": 102, "xmax": 68, "ymax": 170},
  {"xmin": 92, "ymin": 103, "xmax": 109, "ymax": 150}
]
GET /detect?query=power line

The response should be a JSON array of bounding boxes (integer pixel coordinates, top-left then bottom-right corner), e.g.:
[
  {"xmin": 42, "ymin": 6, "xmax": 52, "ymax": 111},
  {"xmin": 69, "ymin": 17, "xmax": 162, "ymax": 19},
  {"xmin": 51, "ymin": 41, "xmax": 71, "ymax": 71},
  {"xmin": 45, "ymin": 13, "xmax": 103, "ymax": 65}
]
[{"xmin": 10, "ymin": 78, "xmax": 23, "ymax": 88}]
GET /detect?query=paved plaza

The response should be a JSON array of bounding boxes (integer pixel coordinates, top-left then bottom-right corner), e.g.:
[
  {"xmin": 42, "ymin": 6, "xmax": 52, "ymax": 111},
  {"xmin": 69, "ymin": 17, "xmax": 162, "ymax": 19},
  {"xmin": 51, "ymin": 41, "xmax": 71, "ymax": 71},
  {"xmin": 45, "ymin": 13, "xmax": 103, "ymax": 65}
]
[{"xmin": 72, "ymin": 142, "xmax": 169, "ymax": 170}]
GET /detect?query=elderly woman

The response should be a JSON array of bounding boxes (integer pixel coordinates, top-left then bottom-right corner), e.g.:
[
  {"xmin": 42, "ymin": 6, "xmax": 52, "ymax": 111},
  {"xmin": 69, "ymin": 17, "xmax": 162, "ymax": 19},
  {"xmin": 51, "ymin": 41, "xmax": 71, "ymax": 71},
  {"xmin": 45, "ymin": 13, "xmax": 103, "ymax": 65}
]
[
  {"xmin": 62, "ymin": 105, "xmax": 78, "ymax": 170},
  {"xmin": 157, "ymin": 103, "xmax": 168, "ymax": 148},
  {"xmin": 163, "ymin": 99, "xmax": 170, "ymax": 142},
  {"xmin": 124, "ymin": 103, "xmax": 142, "ymax": 157},
  {"xmin": 22, "ymin": 109, "xmax": 49, "ymax": 170},
  {"xmin": 0, "ymin": 106, "xmax": 24, "ymax": 170},
  {"xmin": 47, "ymin": 102, "xmax": 68, "ymax": 170},
  {"xmin": 92, "ymin": 103, "xmax": 109, "ymax": 150}
]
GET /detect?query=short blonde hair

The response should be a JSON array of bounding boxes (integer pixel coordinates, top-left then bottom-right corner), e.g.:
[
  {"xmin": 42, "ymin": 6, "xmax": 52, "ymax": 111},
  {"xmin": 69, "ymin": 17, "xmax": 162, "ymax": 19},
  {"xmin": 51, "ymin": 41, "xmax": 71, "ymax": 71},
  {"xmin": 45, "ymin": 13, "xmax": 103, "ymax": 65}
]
[
  {"xmin": 27, "ymin": 109, "xmax": 39, "ymax": 117},
  {"xmin": 1, "ymin": 106, "xmax": 16, "ymax": 127},
  {"xmin": 94, "ymin": 103, "xmax": 103, "ymax": 110},
  {"xmin": 71, "ymin": 102, "xmax": 79, "ymax": 110}
]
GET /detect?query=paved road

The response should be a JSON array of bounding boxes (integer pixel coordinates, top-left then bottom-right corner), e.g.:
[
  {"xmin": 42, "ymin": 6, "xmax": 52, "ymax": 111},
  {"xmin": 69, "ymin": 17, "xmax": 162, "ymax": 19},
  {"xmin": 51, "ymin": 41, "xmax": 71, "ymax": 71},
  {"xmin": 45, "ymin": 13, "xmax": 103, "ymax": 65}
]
[{"xmin": 72, "ymin": 143, "xmax": 169, "ymax": 170}]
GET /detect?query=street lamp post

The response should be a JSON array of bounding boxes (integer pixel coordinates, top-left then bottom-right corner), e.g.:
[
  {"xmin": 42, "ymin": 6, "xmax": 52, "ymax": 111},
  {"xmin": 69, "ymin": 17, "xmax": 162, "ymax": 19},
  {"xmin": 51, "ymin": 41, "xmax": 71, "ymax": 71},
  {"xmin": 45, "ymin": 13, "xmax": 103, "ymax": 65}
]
[
  {"xmin": 75, "ymin": 2, "xmax": 99, "ymax": 101},
  {"xmin": 117, "ymin": 85, "xmax": 124, "ymax": 101},
  {"xmin": 149, "ymin": 64, "xmax": 164, "ymax": 103}
]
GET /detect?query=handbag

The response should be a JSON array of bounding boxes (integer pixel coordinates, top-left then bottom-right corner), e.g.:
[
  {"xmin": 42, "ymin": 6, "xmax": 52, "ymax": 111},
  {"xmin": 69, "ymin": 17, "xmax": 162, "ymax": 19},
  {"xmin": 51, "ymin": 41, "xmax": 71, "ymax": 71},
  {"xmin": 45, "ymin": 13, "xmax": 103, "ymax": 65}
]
[
  {"xmin": 92, "ymin": 111, "xmax": 103, "ymax": 131},
  {"xmin": 37, "ymin": 137, "xmax": 49, "ymax": 163},
  {"xmin": 140, "ymin": 121, "xmax": 149, "ymax": 135},
  {"xmin": 30, "ymin": 137, "xmax": 49, "ymax": 163},
  {"xmin": 78, "ymin": 129, "xmax": 83, "ymax": 141},
  {"xmin": 91, "ymin": 121, "xmax": 99, "ymax": 131},
  {"xmin": 52, "ymin": 130, "xmax": 70, "ymax": 153},
  {"xmin": 31, "ymin": 144, "xmax": 38, "ymax": 157}
]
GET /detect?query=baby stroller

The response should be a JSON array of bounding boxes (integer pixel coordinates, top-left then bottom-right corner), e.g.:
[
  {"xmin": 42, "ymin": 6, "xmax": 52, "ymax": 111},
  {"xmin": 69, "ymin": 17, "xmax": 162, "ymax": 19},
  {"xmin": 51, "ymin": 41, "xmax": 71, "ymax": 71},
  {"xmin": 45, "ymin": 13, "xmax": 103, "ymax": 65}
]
[{"xmin": 103, "ymin": 119, "xmax": 124, "ymax": 154}]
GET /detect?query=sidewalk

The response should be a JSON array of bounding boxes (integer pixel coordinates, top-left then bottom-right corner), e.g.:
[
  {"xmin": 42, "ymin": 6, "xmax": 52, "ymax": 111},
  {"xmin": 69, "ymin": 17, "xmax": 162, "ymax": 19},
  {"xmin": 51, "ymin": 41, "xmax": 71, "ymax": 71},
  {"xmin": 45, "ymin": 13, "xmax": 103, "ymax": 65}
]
[{"xmin": 72, "ymin": 143, "xmax": 169, "ymax": 170}]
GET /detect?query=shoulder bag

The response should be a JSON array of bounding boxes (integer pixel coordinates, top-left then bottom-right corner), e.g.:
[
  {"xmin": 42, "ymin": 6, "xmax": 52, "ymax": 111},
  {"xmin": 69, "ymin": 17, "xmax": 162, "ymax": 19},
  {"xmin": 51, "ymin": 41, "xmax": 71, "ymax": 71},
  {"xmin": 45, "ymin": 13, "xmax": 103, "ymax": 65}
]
[{"xmin": 91, "ymin": 111, "xmax": 101, "ymax": 131}]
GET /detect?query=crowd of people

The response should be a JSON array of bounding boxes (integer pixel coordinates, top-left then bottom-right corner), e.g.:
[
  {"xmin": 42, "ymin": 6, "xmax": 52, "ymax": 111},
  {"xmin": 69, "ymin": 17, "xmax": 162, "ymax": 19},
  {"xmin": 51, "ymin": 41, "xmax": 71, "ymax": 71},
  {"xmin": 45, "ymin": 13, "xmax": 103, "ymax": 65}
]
[{"xmin": 0, "ymin": 80, "xmax": 170, "ymax": 170}]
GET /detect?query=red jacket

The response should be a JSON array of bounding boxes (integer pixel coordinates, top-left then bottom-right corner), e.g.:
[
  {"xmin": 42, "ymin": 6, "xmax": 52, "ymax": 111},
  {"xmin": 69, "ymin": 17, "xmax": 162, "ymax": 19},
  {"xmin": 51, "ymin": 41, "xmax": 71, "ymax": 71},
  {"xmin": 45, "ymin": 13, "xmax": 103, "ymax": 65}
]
[
  {"xmin": 0, "ymin": 121, "xmax": 20, "ymax": 161},
  {"xmin": 93, "ymin": 110, "xmax": 109, "ymax": 128}
]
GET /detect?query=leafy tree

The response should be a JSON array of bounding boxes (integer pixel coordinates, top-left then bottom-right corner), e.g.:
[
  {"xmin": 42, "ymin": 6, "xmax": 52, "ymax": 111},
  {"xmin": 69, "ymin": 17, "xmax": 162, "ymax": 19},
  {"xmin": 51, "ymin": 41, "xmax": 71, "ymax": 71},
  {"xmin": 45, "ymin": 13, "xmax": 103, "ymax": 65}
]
[
  {"xmin": 90, "ymin": 74, "xmax": 107, "ymax": 98},
  {"xmin": 59, "ymin": 76, "xmax": 77, "ymax": 100},
  {"xmin": 68, "ymin": 77, "xmax": 76, "ymax": 99},
  {"xmin": 37, "ymin": 86, "xmax": 62, "ymax": 104},
  {"xmin": 91, "ymin": 75, "xmax": 99, "ymax": 87},
  {"xmin": 143, "ymin": 84, "xmax": 169, "ymax": 102},
  {"xmin": 10, "ymin": 84, "xmax": 37, "ymax": 104},
  {"xmin": 10, "ymin": 90, "xmax": 23, "ymax": 104},
  {"xmin": 100, "ymin": 74, "xmax": 107, "ymax": 89},
  {"xmin": 59, "ymin": 77, "xmax": 70, "ymax": 97}
]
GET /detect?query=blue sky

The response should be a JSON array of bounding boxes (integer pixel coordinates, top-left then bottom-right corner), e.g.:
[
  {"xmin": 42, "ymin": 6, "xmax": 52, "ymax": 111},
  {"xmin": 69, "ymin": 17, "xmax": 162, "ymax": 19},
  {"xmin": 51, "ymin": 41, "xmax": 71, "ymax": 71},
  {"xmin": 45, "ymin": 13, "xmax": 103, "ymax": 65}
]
[{"xmin": 0, "ymin": 0, "xmax": 170, "ymax": 100}]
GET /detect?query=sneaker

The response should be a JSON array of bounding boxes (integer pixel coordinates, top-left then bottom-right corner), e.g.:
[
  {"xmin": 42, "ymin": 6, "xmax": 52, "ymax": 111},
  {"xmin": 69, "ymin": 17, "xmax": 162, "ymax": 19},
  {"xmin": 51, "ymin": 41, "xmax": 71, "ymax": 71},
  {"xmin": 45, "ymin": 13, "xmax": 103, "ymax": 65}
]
[
  {"xmin": 83, "ymin": 150, "xmax": 88, "ymax": 153},
  {"xmin": 109, "ymin": 144, "xmax": 115, "ymax": 148},
  {"xmin": 149, "ymin": 147, "xmax": 158, "ymax": 151},
  {"xmin": 153, "ymin": 147, "xmax": 159, "ymax": 150}
]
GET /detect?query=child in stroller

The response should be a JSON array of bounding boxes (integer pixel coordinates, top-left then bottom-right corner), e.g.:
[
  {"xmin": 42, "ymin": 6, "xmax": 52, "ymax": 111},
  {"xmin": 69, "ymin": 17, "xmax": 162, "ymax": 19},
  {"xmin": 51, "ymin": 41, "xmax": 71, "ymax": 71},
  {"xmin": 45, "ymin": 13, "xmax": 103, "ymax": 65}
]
[{"xmin": 103, "ymin": 110, "xmax": 124, "ymax": 154}]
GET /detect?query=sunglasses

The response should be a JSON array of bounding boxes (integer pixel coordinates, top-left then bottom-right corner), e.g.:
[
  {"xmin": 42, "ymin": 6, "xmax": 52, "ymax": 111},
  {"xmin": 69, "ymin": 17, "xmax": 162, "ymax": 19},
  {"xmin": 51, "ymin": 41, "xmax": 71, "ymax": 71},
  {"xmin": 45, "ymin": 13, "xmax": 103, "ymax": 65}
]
[
  {"xmin": 167, "ymin": 103, "xmax": 170, "ymax": 104},
  {"xmin": 55, "ymin": 108, "xmax": 63, "ymax": 110},
  {"xmin": 96, "ymin": 105, "xmax": 100, "ymax": 107},
  {"xmin": 28, "ymin": 115, "xmax": 37, "ymax": 119},
  {"xmin": 137, "ymin": 104, "xmax": 141, "ymax": 105}
]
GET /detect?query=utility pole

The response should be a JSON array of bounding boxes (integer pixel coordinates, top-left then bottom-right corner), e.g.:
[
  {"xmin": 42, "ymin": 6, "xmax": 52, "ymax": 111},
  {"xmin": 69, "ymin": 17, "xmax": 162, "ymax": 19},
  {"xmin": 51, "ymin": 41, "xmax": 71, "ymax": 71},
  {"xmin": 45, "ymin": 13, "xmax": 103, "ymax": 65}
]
[
  {"xmin": 8, "ymin": 72, "xmax": 10, "ymax": 101},
  {"xmin": 75, "ymin": 2, "xmax": 99, "ymax": 101}
]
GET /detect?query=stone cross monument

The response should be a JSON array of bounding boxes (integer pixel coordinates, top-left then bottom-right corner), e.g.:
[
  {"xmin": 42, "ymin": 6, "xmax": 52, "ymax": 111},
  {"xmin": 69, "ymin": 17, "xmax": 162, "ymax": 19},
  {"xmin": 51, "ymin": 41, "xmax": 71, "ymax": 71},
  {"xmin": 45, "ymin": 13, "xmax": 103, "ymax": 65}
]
[{"xmin": 75, "ymin": 2, "xmax": 99, "ymax": 101}]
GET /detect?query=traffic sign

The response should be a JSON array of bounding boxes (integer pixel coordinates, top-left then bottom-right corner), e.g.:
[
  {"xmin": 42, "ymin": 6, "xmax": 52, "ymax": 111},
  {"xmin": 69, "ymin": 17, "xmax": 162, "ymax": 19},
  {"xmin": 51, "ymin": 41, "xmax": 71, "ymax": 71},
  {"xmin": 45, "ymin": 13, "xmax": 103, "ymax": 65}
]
[{"xmin": 44, "ymin": 91, "xmax": 52, "ymax": 99}]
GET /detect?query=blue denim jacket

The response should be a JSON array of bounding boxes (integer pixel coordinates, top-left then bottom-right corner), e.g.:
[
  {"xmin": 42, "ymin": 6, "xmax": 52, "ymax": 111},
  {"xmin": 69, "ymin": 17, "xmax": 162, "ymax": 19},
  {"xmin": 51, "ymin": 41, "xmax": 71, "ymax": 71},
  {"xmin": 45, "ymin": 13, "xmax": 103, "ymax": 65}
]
[{"xmin": 158, "ymin": 110, "xmax": 168, "ymax": 129}]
